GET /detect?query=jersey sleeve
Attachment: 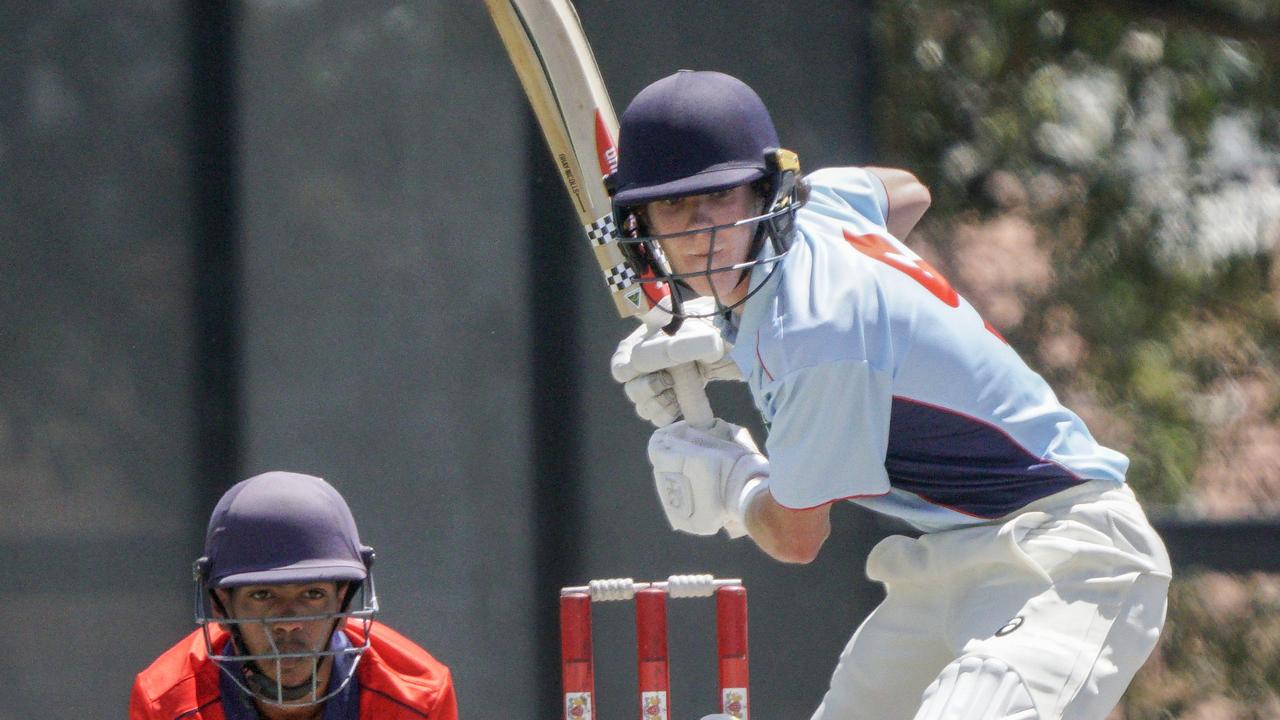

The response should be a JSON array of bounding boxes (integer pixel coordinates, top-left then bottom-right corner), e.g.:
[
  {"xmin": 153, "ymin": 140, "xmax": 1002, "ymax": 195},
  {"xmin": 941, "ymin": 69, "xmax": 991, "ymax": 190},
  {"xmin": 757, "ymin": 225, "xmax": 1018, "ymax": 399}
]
[
  {"xmin": 762, "ymin": 358, "xmax": 893, "ymax": 508},
  {"xmin": 430, "ymin": 669, "xmax": 460, "ymax": 720},
  {"xmin": 129, "ymin": 677, "xmax": 157, "ymax": 720},
  {"xmin": 803, "ymin": 167, "xmax": 891, "ymax": 230}
]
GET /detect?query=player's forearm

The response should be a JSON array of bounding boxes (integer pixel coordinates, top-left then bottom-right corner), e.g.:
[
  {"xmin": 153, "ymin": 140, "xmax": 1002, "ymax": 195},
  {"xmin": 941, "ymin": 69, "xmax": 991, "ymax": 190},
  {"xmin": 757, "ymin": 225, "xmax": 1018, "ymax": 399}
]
[
  {"xmin": 866, "ymin": 166, "xmax": 932, "ymax": 240},
  {"xmin": 743, "ymin": 490, "xmax": 831, "ymax": 564}
]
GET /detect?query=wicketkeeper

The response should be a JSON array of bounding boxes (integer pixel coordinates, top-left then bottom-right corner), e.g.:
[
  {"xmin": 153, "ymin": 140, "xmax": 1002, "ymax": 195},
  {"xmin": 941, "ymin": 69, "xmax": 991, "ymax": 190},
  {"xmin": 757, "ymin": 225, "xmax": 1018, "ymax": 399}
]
[{"xmin": 130, "ymin": 471, "xmax": 459, "ymax": 720}]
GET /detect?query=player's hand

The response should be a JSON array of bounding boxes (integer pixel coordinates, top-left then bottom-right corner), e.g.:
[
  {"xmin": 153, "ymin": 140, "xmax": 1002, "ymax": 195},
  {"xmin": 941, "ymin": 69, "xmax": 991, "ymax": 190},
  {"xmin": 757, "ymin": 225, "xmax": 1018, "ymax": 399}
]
[
  {"xmin": 612, "ymin": 297, "xmax": 743, "ymax": 427},
  {"xmin": 647, "ymin": 419, "xmax": 769, "ymax": 538}
]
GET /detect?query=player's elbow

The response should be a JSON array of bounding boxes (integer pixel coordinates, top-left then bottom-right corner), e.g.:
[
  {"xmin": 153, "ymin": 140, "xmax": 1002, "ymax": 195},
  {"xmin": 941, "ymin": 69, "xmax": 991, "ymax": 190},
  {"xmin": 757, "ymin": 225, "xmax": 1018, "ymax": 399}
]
[
  {"xmin": 771, "ymin": 538, "xmax": 824, "ymax": 564},
  {"xmin": 869, "ymin": 166, "xmax": 932, "ymax": 238},
  {"xmin": 889, "ymin": 178, "xmax": 931, "ymax": 237},
  {"xmin": 902, "ymin": 176, "xmax": 931, "ymax": 215},
  {"xmin": 764, "ymin": 506, "xmax": 831, "ymax": 564}
]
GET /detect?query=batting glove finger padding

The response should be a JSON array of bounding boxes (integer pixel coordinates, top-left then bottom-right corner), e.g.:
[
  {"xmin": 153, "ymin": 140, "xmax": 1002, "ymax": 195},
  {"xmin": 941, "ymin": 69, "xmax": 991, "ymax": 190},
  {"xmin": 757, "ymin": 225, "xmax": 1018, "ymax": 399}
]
[
  {"xmin": 648, "ymin": 420, "xmax": 770, "ymax": 538},
  {"xmin": 611, "ymin": 315, "xmax": 728, "ymax": 380},
  {"xmin": 628, "ymin": 322, "xmax": 727, "ymax": 374},
  {"xmin": 612, "ymin": 299, "xmax": 743, "ymax": 427},
  {"xmin": 624, "ymin": 372, "xmax": 681, "ymax": 427},
  {"xmin": 701, "ymin": 354, "xmax": 745, "ymax": 383}
]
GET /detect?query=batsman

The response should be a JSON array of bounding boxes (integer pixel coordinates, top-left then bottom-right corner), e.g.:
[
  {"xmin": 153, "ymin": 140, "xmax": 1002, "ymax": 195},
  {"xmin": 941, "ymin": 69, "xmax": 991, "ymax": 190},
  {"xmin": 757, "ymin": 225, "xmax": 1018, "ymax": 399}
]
[{"xmin": 608, "ymin": 69, "xmax": 1172, "ymax": 720}]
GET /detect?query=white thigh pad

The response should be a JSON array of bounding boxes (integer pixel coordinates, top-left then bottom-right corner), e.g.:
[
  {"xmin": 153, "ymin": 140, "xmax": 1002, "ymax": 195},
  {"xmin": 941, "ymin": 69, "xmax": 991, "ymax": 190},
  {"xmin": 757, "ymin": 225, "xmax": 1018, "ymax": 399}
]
[{"xmin": 914, "ymin": 656, "xmax": 1038, "ymax": 720}]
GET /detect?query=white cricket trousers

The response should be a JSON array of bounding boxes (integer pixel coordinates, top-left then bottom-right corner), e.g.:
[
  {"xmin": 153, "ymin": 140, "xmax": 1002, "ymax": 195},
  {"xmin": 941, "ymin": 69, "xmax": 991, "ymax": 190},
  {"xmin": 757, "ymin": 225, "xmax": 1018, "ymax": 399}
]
[{"xmin": 810, "ymin": 481, "xmax": 1171, "ymax": 720}]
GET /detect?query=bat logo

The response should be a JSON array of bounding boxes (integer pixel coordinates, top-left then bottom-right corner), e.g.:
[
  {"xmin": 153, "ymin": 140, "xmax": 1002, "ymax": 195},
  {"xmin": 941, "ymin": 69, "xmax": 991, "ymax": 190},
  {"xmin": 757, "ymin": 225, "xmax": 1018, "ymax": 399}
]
[
  {"xmin": 558, "ymin": 152, "xmax": 586, "ymax": 214},
  {"xmin": 595, "ymin": 110, "xmax": 618, "ymax": 178},
  {"xmin": 625, "ymin": 287, "xmax": 644, "ymax": 309}
]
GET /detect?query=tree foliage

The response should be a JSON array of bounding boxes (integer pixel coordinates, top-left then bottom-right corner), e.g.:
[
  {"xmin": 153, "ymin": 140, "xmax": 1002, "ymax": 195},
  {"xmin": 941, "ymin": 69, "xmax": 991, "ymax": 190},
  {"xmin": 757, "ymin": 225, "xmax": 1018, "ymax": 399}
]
[
  {"xmin": 874, "ymin": 2, "xmax": 1280, "ymax": 715},
  {"xmin": 875, "ymin": 0, "xmax": 1280, "ymax": 513}
]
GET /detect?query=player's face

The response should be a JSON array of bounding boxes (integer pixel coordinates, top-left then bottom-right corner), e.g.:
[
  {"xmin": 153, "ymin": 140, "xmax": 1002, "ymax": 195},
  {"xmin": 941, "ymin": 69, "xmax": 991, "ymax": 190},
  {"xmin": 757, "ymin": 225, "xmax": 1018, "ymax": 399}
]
[
  {"xmin": 643, "ymin": 184, "xmax": 760, "ymax": 305},
  {"xmin": 218, "ymin": 582, "xmax": 345, "ymax": 688}
]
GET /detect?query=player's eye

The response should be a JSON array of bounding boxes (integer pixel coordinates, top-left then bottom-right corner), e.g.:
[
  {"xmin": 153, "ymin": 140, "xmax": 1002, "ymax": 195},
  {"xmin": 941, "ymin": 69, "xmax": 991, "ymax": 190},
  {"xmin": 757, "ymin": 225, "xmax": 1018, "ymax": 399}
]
[
  {"xmin": 303, "ymin": 587, "xmax": 329, "ymax": 600},
  {"xmin": 248, "ymin": 589, "xmax": 273, "ymax": 602}
]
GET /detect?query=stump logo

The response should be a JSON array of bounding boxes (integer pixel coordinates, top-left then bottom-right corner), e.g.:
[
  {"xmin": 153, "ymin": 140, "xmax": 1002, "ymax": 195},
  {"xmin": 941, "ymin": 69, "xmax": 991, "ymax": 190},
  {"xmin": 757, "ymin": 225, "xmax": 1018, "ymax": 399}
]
[
  {"xmin": 642, "ymin": 691, "xmax": 668, "ymax": 719},
  {"xmin": 565, "ymin": 693, "xmax": 592, "ymax": 720},
  {"xmin": 722, "ymin": 688, "xmax": 748, "ymax": 719}
]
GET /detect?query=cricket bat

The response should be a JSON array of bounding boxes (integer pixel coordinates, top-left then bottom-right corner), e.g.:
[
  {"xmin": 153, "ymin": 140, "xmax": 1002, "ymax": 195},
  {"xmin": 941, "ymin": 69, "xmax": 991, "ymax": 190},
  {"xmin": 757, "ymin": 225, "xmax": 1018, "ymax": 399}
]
[{"xmin": 484, "ymin": 0, "xmax": 714, "ymax": 428}]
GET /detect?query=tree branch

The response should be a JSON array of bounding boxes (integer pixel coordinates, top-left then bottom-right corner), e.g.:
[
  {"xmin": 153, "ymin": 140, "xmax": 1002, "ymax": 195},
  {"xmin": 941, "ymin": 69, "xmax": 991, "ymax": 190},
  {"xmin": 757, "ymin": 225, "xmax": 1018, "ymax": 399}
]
[{"xmin": 1048, "ymin": 0, "xmax": 1280, "ymax": 54}]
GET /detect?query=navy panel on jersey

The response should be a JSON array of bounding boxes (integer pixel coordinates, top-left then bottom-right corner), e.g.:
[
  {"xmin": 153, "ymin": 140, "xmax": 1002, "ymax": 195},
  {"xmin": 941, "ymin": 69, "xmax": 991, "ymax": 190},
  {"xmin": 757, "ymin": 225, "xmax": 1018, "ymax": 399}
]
[{"xmin": 885, "ymin": 397, "xmax": 1086, "ymax": 518}]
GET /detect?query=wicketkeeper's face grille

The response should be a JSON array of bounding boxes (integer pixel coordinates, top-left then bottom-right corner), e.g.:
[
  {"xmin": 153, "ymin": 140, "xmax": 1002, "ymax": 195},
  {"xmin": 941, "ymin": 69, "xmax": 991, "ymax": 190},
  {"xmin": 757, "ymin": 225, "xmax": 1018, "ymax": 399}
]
[{"xmin": 195, "ymin": 575, "xmax": 379, "ymax": 707}]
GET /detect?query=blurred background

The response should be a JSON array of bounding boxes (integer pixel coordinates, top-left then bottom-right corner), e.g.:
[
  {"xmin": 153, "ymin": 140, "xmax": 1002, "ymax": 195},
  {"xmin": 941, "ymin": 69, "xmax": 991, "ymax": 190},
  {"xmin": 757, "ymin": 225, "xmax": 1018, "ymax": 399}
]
[{"xmin": 2, "ymin": 1, "xmax": 1278, "ymax": 718}]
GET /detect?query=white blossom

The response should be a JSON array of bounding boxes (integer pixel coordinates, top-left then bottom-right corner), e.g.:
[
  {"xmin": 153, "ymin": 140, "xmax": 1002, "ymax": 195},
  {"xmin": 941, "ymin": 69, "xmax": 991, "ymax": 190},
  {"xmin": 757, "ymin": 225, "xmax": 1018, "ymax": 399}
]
[
  {"xmin": 1121, "ymin": 30, "xmax": 1164, "ymax": 66},
  {"xmin": 1037, "ymin": 11, "xmax": 1065, "ymax": 40},
  {"xmin": 915, "ymin": 40, "xmax": 945, "ymax": 71},
  {"xmin": 1034, "ymin": 69, "xmax": 1125, "ymax": 167},
  {"xmin": 1205, "ymin": 112, "xmax": 1269, "ymax": 178},
  {"xmin": 942, "ymin": 143, "xmax": 984, "ymax": 185},
  {"xmin": 1190, "ymin": 174, "xmax": 1280, "ymax": 262},
  {"xmin": 1121, "ymin": 74, "xmax": 1190, "ymax": 211}
]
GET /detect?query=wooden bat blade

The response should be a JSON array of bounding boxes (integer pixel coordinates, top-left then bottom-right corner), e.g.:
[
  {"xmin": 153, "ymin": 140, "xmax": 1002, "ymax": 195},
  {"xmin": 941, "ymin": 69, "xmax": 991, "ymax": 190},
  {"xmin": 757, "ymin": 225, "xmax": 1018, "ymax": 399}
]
[
  {"xmin": 485, "ymin": 0, "xmax": 713, "ymax": 429},
  {"xmin": 484, "ymin": 0, "xmax": 664, "ymax": 318}
]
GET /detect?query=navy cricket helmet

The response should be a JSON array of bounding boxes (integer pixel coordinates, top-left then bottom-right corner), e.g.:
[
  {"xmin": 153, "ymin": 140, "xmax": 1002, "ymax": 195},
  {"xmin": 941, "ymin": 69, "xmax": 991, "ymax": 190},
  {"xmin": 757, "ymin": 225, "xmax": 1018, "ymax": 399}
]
[
  {"xmin": 200, "ymin": 471, "xmax": 371, "ymax": 588},
  {"xmin": 611, "ymin": 69, "xmax": 781, "ymax": 206},
  {"xmin": 607, "ymin": 70, "xmax": 803, "ymax": 324},
  {"xmin": 193, "ymin": 471, "xmax": 378, "ymax": 707}
]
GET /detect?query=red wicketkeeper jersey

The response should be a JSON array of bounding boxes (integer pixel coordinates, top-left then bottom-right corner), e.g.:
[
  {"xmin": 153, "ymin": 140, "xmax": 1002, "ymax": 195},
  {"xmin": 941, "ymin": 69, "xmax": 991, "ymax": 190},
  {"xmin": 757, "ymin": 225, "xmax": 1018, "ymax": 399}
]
[{"xmin": 130, "ymin": 620, "xmax": 458, "ymax": 720}]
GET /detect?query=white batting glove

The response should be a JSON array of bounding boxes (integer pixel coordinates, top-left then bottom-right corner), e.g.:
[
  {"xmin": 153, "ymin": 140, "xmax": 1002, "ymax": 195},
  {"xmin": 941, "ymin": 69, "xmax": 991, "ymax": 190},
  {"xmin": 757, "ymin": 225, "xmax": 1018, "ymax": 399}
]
[
  {"xmin": 612, "ymin": 298, "xmax": 744, "ymax": 427},
  {"xmin": 647, "ymin": 419, "xmax": 770, "ymax": 538}
]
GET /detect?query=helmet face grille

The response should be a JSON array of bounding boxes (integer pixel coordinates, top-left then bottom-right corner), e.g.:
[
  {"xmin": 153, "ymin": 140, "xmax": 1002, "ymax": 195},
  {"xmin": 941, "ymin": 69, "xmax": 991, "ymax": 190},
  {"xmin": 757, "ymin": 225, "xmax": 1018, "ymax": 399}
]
[
  {"xmin": 614, "ymin": 167, "xmax": 806, "ymax": 319},
  {"xmin": 195, "ymin": 573, "xmax": 380, "ymax": 707}
]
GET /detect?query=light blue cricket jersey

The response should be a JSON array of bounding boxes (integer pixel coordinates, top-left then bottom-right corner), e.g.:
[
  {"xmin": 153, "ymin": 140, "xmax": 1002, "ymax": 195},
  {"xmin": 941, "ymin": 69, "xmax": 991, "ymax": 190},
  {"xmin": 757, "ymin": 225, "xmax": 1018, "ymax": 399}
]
[{"xmin": 724, "ymin": 167, "xmax": 1128, "ymax": 533}]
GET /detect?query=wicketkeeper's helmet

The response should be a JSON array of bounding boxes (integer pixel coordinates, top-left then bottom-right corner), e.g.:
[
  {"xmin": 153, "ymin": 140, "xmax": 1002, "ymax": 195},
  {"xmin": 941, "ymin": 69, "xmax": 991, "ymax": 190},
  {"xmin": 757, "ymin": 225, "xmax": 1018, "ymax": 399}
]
[{"xmin": 193, "ymin": 471, "xmax": 378, "ymax": 707}]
